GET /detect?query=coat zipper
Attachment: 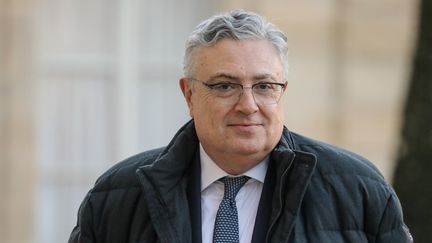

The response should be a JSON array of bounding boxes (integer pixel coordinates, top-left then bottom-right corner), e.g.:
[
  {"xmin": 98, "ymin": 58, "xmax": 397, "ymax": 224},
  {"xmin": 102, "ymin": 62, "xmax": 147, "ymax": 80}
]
[{"xmin": 265, "ymin": 152, "xmax": 296, "ymax": 243}]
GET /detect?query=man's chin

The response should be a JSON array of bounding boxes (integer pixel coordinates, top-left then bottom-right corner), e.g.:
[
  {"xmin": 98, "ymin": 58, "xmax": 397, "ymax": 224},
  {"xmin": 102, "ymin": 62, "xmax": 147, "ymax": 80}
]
[{"xmin": 227, "ymin": 143, "xmax": 266, "ymax": 156}]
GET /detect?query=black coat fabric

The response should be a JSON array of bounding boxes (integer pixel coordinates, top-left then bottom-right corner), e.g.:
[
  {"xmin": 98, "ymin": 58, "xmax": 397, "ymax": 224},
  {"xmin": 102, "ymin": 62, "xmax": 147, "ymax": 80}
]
[{"xmin": 69, "ymin": 121, "xmax": 412, "ymax": 243}]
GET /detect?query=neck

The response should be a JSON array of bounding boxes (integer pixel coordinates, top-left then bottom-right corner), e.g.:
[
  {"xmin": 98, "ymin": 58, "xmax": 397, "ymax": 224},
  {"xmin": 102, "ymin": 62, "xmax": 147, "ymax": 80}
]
[{"xmin": 207, "ymin": 151, "xmax": 269, "ymax": 175}]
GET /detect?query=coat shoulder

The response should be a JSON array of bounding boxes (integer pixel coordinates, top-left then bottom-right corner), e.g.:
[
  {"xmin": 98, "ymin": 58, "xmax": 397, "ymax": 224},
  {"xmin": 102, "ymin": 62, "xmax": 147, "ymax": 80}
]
[
  {"xmin": 90, "ymin": 147, "xmax": 165, "ymax": 193},
  {"xmin": 290, "ymin": 132, "xmax": 386, "ymax": 183}
]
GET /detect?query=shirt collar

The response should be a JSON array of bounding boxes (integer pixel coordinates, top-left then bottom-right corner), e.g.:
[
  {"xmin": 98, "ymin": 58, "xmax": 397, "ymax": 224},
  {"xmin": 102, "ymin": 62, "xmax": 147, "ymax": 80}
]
[{"xmin": 200, "ymin": 143, "xmax": 269, "ymax": 192}]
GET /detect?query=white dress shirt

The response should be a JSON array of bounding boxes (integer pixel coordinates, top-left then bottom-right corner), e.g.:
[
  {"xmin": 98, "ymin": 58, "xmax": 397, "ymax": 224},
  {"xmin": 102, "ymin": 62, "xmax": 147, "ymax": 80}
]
[{"xmin": 200, "ymin": 144, "xmax": 269, "ymax": 243}]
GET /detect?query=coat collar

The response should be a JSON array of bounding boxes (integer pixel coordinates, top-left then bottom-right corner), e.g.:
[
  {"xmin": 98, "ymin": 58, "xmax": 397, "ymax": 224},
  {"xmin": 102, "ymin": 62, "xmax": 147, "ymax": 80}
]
[
  {"xmin": 138, "ymin": 121, "xmax": 300, "ymax": 196},
  {"xmin": 138, "ymin": 120, "xmax": 199, "ymax": 194}
]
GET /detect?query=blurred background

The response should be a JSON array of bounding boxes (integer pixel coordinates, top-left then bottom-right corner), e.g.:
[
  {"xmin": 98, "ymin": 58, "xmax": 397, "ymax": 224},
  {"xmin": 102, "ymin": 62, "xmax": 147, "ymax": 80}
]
[{"xmin": 1, "ymin": 0, "xmax": 428, "ymax": 242}]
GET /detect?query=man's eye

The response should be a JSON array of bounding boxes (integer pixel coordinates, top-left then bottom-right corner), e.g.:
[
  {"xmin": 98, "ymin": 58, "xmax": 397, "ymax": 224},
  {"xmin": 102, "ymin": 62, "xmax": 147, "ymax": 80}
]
[
  {"xmin": 254, "ymin": 83, "xmax": 273, "ymax": 90},
  {"xmin": 212, "ymin": 83, "xmax": 237, "ymax": 90}
]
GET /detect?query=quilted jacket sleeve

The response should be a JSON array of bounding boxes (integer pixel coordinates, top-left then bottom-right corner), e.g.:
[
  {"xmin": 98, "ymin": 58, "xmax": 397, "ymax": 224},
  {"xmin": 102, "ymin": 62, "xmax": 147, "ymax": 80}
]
[
  {"xmin": 68, "ymin": 192, "xmax": 95, "ymax": 243},
  {"xmin": 375, "ymin": 189, "xmax": 413, "ymax": 243}
]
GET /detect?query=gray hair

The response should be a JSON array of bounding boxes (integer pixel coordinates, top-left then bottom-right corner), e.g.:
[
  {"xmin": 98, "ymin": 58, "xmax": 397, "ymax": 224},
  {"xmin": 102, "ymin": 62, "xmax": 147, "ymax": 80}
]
[{"xmin": 183, "ymin": 10, "xmax": 289, "ymax": 79}]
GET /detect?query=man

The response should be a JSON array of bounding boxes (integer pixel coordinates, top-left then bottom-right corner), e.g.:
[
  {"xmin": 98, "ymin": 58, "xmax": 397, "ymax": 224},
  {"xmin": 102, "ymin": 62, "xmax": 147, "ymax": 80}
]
[{"xmin": 69, "ymin": 10, "xmax": 412, "ymax": 243}]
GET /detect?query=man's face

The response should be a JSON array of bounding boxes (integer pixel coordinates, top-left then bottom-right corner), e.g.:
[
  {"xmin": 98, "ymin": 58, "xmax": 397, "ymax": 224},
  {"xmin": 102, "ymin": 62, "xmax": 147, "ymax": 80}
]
[{"xmin": 180, "ymin": 39, "xmax": 287, "ymax": 174}]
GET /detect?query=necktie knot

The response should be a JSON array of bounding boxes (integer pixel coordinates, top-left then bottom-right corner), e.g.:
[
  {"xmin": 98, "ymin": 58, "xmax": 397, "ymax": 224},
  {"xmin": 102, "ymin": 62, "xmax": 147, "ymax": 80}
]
[{"xmin": 221, "ymin": 176, "xmax": 249, "ymax": 201}]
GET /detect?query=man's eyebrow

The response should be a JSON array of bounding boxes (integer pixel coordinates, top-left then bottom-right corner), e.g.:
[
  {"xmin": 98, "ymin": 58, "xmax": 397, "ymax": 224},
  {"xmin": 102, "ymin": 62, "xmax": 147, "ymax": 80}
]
[
  {"xmin": 253, "ymin": 73, "xmax": 278, "ymax": 82},
  {"xmin": 208, "ymin": 72, "xmax": 279, "ymax": 82},
  {"xmin": 208, "ymin": 73, "xmax": 240, "ymax": 82}
]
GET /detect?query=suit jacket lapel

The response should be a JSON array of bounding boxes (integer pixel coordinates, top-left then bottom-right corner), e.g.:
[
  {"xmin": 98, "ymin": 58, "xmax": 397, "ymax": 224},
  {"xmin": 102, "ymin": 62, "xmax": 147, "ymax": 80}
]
[
  {"xmin": 251, "ymin": 158, "xmax": 276, "ymax": 243},
  {"xmin": 187, "ymin": 149, "xmax": 202, "ymax": 243}
]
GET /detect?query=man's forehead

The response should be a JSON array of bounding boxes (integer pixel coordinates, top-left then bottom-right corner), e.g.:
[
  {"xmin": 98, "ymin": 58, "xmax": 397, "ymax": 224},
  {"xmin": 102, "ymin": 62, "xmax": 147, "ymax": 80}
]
[{"xmin": 190, "ymin": 39, "xmax": 283, "ymax": 80}]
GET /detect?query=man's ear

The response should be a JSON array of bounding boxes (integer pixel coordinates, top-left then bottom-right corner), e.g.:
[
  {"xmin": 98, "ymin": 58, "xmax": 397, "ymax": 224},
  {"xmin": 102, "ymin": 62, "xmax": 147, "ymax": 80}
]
[
  {"xmin": 283, "ymin": 80, "xmax": 289, "ymax": 92},
  {"xmin": 179, "ymin": 78, "xmax": 194, "ymax": 118}
]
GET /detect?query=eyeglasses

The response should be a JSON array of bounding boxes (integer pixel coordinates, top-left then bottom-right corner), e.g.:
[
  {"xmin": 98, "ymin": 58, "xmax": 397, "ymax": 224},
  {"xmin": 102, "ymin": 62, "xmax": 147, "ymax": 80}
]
[{"xmin": 188, "ymin": 78, "xmax": 286, "ymax": 106}]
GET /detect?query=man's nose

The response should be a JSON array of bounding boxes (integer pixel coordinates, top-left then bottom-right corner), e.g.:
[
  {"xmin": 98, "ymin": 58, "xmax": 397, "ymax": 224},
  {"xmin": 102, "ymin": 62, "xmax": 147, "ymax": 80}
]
[{"xmin": 234, "ymin": 88, "xmax": 259, "ymax": 114}]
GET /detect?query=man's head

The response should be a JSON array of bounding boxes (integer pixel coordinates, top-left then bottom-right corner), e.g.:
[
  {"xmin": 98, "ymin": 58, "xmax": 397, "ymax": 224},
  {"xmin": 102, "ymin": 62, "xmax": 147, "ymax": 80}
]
[{"xmin": 180, "ymin": 10, "xmax": 289, "ymax": 175}]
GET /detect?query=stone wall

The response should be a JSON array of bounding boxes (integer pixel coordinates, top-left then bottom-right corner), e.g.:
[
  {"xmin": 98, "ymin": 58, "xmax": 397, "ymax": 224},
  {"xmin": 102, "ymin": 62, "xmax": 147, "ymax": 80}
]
[{"xmin": 0, "ymin": 0, "xmax": 417, "ymax": 242}]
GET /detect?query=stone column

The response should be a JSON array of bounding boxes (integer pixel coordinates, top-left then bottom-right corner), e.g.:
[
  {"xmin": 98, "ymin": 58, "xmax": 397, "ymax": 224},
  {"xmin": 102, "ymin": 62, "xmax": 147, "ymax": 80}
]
[{"xmin": 0, "ymin": 0, "xmax": 36, "ymax": 242}]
